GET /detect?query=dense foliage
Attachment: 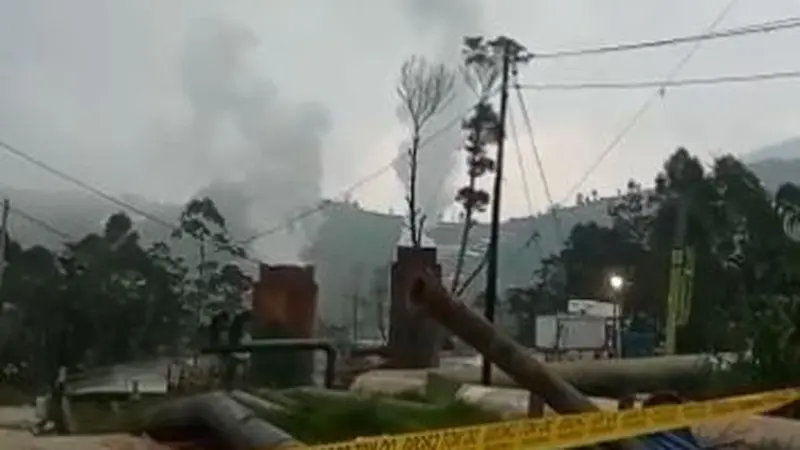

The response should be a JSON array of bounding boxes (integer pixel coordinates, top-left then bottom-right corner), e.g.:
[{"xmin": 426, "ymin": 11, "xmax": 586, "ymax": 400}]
[
  {"xmin": 1, "ymin": 147, "xmax": 798, "ymax": 394},
  {"xmin": 509, "ymin": 148, "xmax": 800, "ymax": 387},
  {"xmin": 0, "ymin": 197, "xmax": 251, "ymax": 389}
]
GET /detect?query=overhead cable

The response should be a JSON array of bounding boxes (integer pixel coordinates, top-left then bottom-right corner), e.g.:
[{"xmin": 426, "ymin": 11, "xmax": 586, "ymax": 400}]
[
  {"xmin": 516, "ymin": 69, "xmax": 800, "ymax": 91},
  {"xmin": 531, "ymin": 15, "xmax": 798, "ymax": 60},
  {"xmin": 560, "ymin": 0, "xmax": 740, "ymax": 203}
]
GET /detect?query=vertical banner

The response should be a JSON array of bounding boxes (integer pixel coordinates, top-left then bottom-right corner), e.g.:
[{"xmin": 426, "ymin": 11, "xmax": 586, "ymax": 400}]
[{"xmin": 666, "ymin": 247, "xmax": 695, "ymax": 352}]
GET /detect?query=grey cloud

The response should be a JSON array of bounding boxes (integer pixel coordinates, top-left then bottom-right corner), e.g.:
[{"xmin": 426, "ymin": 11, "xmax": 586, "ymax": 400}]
[{"xmin": 0, "ymin": 0, "xmax": 799, "ymax": 239}]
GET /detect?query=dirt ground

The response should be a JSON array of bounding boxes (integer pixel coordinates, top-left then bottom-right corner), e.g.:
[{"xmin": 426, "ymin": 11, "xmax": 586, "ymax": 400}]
[
  {"xmin": 0, "ymin": 406, "xmax": 167, "ymax": 450},
  {"xmin": 696, "ymin": 416, "xmax": 800, "ymax": 448},
  {"xmin": 4, "ymin": 402, "xmax": 799, "ymax": 449},
  {"xmin": 0, "ymin": 430, "xmax": 169, "ymax": 450}
]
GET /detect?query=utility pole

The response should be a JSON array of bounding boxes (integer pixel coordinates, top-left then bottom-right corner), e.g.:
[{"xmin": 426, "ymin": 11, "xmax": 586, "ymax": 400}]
[
  {"xmin": 483, "ymin": 37, "xmax": 516, "ymax": 386},
  {"xmin": 665, "ymin": 196, "xmax": 688, "ymax": 355},
  {"xmin": 0, "ymin": 198, "xmax": 9, "ymax": 293}
]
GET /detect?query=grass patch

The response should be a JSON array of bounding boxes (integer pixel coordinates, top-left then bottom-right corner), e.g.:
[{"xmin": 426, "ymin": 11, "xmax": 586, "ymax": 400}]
[
  {"xmin": 260, "ymin": 393, "xmax": 501, "ymax": 444},
  {"xmin": 391, "ymin": 390, "xmax": 431, "ymax": 403}
]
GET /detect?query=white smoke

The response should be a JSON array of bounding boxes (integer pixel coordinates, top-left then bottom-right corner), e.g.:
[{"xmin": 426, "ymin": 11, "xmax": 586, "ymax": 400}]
[
  {"xmin": 180, "ymin": 18, "xmax": 331, "ymax": 263},
  {"xmin": 393, "ymin": 0, "xmax": 484, "ymax": 224}
]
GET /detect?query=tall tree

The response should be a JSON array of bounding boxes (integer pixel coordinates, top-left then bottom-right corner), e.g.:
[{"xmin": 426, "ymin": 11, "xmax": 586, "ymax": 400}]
[
  {"xmin": 172, "ymin": 197, "xmax": 249, "ymax": 335},
  {"xmin": 0, "ymin": 198, "xmax": 249, "ymax": 390},
  {"xmin": 395, "ymin": 55, "xmax": 456, "ymax": 247},
  {"xmin": 0, "ymin": 243, "xmax": 64, "ymax": 386},
  {"xmin": 450, "ymin": 37, "xmax": 499, "ymax": 293}
]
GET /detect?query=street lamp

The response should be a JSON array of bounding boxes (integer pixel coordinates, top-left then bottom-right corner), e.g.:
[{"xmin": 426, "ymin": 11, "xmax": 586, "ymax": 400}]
[
  {"xmin": 608, "ymin": 274, "xmax": 625, "ymax": 358},
  {"xmin": 609, "ymin": 274, "xmax": 624, "ymax": 292}
]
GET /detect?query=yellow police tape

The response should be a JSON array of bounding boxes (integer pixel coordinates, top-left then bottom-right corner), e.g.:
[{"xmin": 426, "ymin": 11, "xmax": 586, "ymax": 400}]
[{"xmin": 300, "ymin": 388, "xmax": 800, "ymax": 450}]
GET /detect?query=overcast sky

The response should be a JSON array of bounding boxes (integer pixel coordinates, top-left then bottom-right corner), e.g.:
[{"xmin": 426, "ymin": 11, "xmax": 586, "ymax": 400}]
[{"xmin": 1, "ymin": 0, "xmax": 799, "ymax": 225}]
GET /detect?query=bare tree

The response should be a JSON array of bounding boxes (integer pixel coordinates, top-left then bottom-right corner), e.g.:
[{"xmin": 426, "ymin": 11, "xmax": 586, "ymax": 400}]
[
  {"xmin": 450, "ymin": 37, "xmax": 501, "ymax": 294},
  {"xmin": 396, "ymin": 56, "xmax": 456, "ymax": 247}
]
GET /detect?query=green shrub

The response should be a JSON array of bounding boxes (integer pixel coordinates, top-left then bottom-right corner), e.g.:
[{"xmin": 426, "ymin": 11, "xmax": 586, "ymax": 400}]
[{"xmin": 261, "ymin": 394, "xmax": 500, "ymax": 444}]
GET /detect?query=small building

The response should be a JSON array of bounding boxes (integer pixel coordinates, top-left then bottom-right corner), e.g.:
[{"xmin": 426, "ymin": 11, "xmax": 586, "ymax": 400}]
[{"xmin": 567, "ymin": 298, "xmax": 618, "ymax": 318}]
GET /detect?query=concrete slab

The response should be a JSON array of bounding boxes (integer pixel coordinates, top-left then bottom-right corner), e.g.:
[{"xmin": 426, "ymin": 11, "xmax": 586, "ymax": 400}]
[{"xmin": 0, "ymin": 406, "xmax": 36, "ymax": 429}]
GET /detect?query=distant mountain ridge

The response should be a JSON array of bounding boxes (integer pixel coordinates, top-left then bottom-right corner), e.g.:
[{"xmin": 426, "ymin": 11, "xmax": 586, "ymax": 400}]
[
  {"xmin": 743, "ymin": 137, "xmax": 800, "ymax": 163},
  {"xmin": 742, "ymin": 136, "xmax": 800, "ymax": 193}
]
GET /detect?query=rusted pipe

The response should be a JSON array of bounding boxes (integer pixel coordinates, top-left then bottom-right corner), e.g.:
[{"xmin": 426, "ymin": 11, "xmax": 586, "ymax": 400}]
[{"xmin": 409, "ymin": 271, "xmax": 645, "ymax": 450}]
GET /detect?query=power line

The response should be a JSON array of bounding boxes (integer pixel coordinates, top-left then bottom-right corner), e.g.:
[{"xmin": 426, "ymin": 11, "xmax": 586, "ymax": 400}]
[
  {"xmin": 531, "ymin": 14, "xmax": 798, "ymax": 60},
  {"xmin": 454, "ymin": 227, "xmax": 545, "ymax": 298},
  {"xmin": 240, "ymin": 90, "xmax": 501, "ymax": 245},
  {"xmin": 560, "ymin": 0, "xmax": 740, "ymax": 204},
  {"xmin": 463, "ymin": 1, "xmax": 746, "ymax": 293},
  {"xmin": 507, "ymin": 105, "xmax": 535, "ymax": 217},
  {"xmin": 455, "ymin": 89, "xmax": 552, "ymax": 299},
  {"xmin": 7, "ymin": 205, "xmax": 75, "ymax": 241},
  {"xmin": 0, "ymin": 139, "xmax": 180, "ymax": 229},
  {"xmin": 0, "ymin": 88, "xmax": 498, "ymax": 262},
  {"xmin": 515, "ymin": 69, "xmax": 800, "ymax": 91},
  {"xmin": 513, "ymin": 82, "xmax": 565, "ymax": 246},
  {"xmin": 507, "ymin": 99, "xmax": 546, "ymax": 261},
  {"xmin": 0, "ymin": 192, "xmax": 76, "ymax": 241},
  {"xmin": 0, "ymin": 138, "xmax": 262, "ymax": 264}
]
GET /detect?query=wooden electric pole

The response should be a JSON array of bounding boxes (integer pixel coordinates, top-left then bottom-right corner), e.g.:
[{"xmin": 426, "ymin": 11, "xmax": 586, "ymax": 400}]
[{"xmin": 483, "ymin": 37, "xmax": 520, "ymax": 386}]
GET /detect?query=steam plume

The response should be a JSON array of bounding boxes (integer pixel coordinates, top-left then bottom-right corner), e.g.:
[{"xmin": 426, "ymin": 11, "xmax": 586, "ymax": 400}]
[
  {"xmin": 394, "ymin": 0, "xmax": 484, "ymax": 224},
  {"xmin": 180, "ymin": 18, "xmax": 331, "ymax": 263}
]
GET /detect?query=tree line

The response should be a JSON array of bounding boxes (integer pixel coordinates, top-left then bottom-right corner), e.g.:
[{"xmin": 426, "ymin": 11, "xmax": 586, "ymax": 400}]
[
  {"xmin": 0, "ymin": 197, "xmax": 251, "ymax": 389},
  {"xmin": 508, "ymin": 147, "xmax": 800, "ymax": 387}
]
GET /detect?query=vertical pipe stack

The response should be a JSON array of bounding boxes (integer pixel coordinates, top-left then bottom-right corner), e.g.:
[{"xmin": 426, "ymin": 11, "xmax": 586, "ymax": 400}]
[
  {"xmin": 387, "ymin": 246, "xmax": 444, "ymax": 368},
  {"xmin": 250, "ymin": 264, "xmax": 318, "ymax": 387}
]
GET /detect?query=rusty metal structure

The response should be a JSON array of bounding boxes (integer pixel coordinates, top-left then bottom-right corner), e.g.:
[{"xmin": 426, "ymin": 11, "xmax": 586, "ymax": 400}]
[
  {"xmin": 387, "ymin": 246, "xmax": 444, "ymax": 368},
  {"xmin": 251, "ymin": 264, "xmax": 318, "ymax": 339},
  {"xmin": 249, "ymin": 264, "xmax": 319, "ymax": 387}
]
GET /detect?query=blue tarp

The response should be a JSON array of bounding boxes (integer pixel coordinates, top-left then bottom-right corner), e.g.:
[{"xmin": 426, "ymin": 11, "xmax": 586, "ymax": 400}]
[
  {"xmin": 622, "ymin": 330, "xmax": 658, "ymax": 358},
  {"xmin": 644, "ymin": 430, "xmax": 703, "ymax": 450}
]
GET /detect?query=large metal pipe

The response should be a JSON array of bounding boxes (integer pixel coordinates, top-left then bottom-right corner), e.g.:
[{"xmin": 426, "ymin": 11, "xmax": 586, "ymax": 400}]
[
  {"xmin": 201, "ymin": 338, "xmax": 337, "ymax": 389},
  {"xmin": 348, "ymin": 352, "xmax": 718, "ymax": 399},
  {"xmin": 433, "ymin": 353, "xmax": 718, "ymax": 396},
  {"xmin": 408, "ymin": 270, "xmax": 645, "ymax": 450},
  {"xmin": 143, "ymin": 391, "xmax": 300, "ymax": 450}
]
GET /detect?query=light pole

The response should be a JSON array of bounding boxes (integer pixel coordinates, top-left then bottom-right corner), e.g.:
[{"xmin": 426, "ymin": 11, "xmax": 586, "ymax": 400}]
[{"xmin": 608, "ymin": 274, "xmax": 624, "ymax": 358}]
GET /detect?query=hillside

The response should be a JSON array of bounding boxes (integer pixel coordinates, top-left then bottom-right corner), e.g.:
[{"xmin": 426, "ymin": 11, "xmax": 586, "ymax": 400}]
[
  {"xmin": 303, "ymin": 198, "xmax": 614, "ymax": 322},
  {"xmin": 743, "ymin": 137, "xmax": 800, "ymax": 162},
  {"xmin": 743, "ymin": 137, "xmax": 800, "ymax": 192},
  {"xmin": 748, "ymin": 157, "xmax": 800, "ymax": 193},
  {"xmin": 3, "ymin": 139, "xmax": 800, "ymax": 325}
]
